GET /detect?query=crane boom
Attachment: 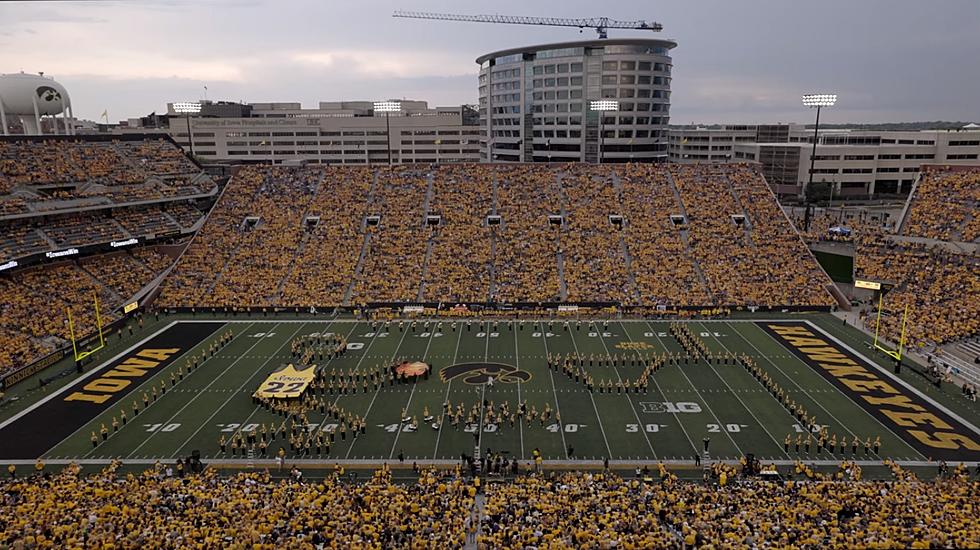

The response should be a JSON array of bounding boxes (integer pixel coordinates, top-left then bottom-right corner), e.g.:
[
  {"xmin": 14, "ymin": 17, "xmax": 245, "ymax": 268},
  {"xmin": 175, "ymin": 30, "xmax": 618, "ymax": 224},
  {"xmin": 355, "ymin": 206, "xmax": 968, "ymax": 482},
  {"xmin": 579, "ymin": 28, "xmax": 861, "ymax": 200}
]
[{"xmin": 392, "ymin": 11, "xmax": 662, "ymax": 39}]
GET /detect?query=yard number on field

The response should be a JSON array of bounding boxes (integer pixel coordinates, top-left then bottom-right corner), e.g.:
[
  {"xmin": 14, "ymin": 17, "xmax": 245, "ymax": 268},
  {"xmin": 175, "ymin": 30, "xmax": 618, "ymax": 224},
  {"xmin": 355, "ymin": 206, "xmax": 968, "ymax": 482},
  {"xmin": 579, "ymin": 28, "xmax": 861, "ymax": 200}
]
[{"xmin": 144, "ymin": 423, "xmax": 181, "ymax": 432}]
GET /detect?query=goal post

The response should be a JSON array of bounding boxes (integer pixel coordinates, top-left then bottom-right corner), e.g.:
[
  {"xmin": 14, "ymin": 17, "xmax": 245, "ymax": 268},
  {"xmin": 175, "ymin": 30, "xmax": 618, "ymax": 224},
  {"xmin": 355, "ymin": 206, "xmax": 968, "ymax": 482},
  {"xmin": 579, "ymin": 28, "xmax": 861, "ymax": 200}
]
[
  {"xmin": 872, "ymin": 292, "xmax": 909, "ymax": 361},
  {"xmin": 67, "ymin": 291, "xmax": 106, "ymax": 362}
]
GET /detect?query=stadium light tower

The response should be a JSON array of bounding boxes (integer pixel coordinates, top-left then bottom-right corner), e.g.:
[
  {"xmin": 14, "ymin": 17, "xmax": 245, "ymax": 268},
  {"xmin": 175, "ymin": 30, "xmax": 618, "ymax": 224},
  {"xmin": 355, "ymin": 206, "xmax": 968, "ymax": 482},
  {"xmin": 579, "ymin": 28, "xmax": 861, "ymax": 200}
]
[
  {"xmin": 590, "ymin": 100, "xmax": 619, "ymax": 164},
  {"xmin": 374, "ymin": 101, "xmax": 401, "ymax": 166},
  {"xmin": 801, "ymin": 94, "xmax": 836, "ymax": 204},
  {"xmin": 172, "ymin": 101, "xmax": 202, "ymax": 157}
]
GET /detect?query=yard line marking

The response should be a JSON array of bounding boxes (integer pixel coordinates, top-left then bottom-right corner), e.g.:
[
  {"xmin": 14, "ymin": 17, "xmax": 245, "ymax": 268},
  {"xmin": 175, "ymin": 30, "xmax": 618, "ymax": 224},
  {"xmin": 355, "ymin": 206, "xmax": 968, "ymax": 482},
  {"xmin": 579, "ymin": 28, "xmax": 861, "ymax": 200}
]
[
  {"xmin": 587, "ymin": 322, "xmax": 657, "ymax": 460},
  {"xmin": 644, "ymin": 321, "xmax": 728, "ymax": 456},
  {"xmin": 476, "ymin": 324, "xmax": 491, "ymax": 455},
  {"xmin": 564, "ymin": 325, "xmax": 616, "ymax": 459},
  {"xmin": 619, "ymin": 322, "xmax": 698, "ymax": 455},
  {"xmin": 345, "ymin": 323, "xmax": 411, "ymax": 459},
  {"xmin": 727, "ymin": 322, "xmax": 880, "ymax": 446},
  {"xmin": 513, "ymin": 322, "xmax": 525, "ymax": 459},
  {"xmin": 308, "ymin": 322, "xmax": 377, "ymax": 438},
  {"xmin": 78, "ymin": 323, "xmax": 257, "ymax": 458},
  {"xmin": 223, "ymin": 321, "xmax": 342, "ymax": 454},
  {"xmin": 124, "ymin": 322, "xmax": 283, "ymax": 458},
  {"xmin": 432, "ymin": 326, "xmax": 464, "ymax": 460},
  {"xmin": 693, "ymin": 321, "xmax": 790, "ymax": 459},
  {"xmin": 388, "ymin": 326, "xmax": 438, "ymax": 459},
  {"xmin": 538, "ymin": 325, "xmax": 569, "ymax": 458},
  {"xmin": 165, "ymin": 322, "xmax": 306, "ymax": 459},
  {"xmin": 0, "ymin": 319, "xmax": 185, "ymax": 433}
]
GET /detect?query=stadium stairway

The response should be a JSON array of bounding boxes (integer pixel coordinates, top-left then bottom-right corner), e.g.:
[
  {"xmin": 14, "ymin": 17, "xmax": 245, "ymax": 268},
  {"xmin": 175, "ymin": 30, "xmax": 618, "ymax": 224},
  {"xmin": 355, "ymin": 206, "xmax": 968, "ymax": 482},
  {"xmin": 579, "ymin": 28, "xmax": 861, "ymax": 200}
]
[
  {"xmin": 417, "ymin": 237, "xmax": 435, "ymax": 302},
  {"xmin": 272, "ymin": 170, "xmax": 328, "ymax": 301},
  {"xmin": 555, "ymin": 173, "xmax": 571, "ymax": 302},
  {"xmin": 611, "ymin": 171, "xmax": 642, "ymax": 304},
  {"xmin": 342, "ymin": 171, "xmax": 382, "ymax": 305},
  {"xmin": 665, "ymin": 170, "xmax": 712, "ymax": 292},
  {"xmin": 726, "ymin": 175, "xmax": 758, "ymax": 247},
  {"xmin": 35, "ymin": 227, "xmax": 58, "ymax": 251},
  {"xmin": 77, "ymin": 261, "xmax": 124, "ymax": 304},
  {"xmin": 416, "ymin": 174, "xmax": 437, "ymax": 302}
]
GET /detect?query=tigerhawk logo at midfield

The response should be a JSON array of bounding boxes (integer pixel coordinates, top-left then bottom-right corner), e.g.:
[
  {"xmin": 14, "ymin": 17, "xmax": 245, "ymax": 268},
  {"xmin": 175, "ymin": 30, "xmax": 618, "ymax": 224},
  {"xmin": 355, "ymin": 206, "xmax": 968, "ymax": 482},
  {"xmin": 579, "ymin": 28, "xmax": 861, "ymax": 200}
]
[{"xmin": 439, "ymin": 363, "xmax": 532, "ymax": 385}]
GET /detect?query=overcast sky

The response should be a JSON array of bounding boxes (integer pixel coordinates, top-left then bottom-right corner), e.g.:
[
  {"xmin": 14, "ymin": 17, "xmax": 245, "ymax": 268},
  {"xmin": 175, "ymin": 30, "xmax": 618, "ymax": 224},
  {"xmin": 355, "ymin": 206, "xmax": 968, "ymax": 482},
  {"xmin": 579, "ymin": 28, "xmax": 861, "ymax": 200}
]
[{"xmin": 1, "ymin": 0, "xmax": 978, "ymax": 124}]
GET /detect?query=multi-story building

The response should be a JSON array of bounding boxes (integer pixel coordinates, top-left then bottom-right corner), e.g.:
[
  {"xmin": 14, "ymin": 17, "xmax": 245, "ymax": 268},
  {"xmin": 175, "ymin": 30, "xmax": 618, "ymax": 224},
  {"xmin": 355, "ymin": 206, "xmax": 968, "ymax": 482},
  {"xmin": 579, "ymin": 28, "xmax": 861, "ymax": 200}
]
[
  {"xmin": 111, "ymin": 99, "xmax": 481, "ymax": 165},
  {"xmin": 477, "ymin": 38, "xmax": 677, "ymax": 163},
  {"xmin": 671, "ymin": 124, "xmax": 980, "ymax": 199}
]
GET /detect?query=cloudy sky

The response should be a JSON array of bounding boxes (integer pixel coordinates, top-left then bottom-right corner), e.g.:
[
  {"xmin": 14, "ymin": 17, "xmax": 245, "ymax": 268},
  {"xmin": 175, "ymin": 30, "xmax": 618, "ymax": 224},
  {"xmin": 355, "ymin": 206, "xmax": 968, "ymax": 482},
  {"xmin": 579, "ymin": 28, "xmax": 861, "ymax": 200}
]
[{"xmin": 1, "ymin": 0, "xmax": 978, "ymax": 124}]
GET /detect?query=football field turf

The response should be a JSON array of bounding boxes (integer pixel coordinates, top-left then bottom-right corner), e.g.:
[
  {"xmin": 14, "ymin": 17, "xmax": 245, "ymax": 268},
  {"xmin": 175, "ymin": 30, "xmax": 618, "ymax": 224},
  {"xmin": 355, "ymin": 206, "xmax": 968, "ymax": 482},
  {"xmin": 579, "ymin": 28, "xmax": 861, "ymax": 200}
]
[{"xmin": 3, "ymin": 315, "xmax": 979, "ymax": 468}]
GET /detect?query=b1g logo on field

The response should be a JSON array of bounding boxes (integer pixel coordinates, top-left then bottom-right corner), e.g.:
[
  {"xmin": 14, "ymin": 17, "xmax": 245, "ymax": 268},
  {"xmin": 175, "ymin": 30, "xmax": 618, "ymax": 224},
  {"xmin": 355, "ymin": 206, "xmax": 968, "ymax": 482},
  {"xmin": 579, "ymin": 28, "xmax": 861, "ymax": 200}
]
[
  {"xmin": 439, "ymin": 362, "xmax": 532, "ymax": 385},
  {"xmin": 639, "ymin": 401, "xmax": 702, "ymax": 414}
]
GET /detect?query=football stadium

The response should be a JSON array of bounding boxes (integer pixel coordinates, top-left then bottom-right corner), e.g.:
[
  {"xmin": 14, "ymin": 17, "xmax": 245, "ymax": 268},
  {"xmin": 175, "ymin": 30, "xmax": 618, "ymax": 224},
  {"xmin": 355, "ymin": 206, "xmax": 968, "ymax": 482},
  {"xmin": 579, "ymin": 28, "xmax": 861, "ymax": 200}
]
[{"xmin": 2, "ymin": 5, "xmax": 980, "ymax": 548}]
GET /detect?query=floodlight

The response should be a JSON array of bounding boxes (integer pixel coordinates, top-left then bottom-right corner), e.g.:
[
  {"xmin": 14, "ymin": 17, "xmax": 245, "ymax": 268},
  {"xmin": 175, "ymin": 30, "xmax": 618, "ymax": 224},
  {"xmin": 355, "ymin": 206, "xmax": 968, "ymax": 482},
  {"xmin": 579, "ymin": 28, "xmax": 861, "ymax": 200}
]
[
  {"xmin": 374, "ymin": 101, "xmax": 401, "ymax": 166},
  {"xmin": 800, "ymin": 92, "xmax": 837, "ymax": 209},
  {"xmin": 590, "ymin": 100, "xmax": 620, "ymax": 112},
  {"xmin": 173, "ymin": 102, "xmax": 202, "ymax": 114},
  {"xmin": 374, "ymin": 101, "xmax": 402, "ymax": 113},
  {"xmin": 802, "ymin": 94, "xmax": 837, "ymax": 108}
]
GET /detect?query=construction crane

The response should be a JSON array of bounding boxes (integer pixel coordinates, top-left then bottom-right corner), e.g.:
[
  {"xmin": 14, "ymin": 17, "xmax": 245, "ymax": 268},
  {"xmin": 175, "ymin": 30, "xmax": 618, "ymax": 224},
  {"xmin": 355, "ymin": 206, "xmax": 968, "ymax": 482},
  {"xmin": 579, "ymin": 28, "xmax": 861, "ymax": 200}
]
[{"xmin": 392, "ymin": 11, "xmax": 662, "ymax": 39}]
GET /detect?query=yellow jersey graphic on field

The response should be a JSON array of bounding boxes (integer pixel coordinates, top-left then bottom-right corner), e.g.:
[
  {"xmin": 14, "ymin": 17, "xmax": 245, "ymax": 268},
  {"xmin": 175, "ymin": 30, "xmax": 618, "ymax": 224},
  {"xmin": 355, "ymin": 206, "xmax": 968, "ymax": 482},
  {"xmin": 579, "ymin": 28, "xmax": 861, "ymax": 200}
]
[{"xmin": 254, "ymin": 364, "xmax": 316, "ymax": 399}]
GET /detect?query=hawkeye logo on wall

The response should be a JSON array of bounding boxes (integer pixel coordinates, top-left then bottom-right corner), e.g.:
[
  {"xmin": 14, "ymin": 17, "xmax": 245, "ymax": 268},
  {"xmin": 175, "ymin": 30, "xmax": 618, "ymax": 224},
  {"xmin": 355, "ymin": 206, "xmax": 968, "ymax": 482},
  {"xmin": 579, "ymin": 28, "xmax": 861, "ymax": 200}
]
[{"xmin": 439, "ymin": 363, "xmax": 532, "ymax": 385}]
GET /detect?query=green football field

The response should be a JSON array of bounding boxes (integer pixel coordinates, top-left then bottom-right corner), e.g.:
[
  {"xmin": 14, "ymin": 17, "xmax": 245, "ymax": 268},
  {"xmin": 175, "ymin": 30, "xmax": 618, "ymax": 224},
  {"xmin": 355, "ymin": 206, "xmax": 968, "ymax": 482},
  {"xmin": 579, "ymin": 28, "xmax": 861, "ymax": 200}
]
[{"xmin": 3, "ymin": 314, "xmax": 979, "ymax": 468}]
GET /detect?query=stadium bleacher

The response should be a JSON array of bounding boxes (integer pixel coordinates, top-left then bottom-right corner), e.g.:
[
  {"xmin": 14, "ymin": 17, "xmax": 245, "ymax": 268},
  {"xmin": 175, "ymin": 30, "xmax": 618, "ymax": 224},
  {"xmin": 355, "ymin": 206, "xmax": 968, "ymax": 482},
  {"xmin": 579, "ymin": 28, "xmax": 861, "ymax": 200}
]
[
  {"xmin": 0, "ymin": 247, "xmax": 176, "ymax": 378},
  {"xmin": 0, "ymin": 130, "xmax": 217, "ymax": 376},
  {"xmin": 903, "ymin": 166, "xmax": 980, "ymax": 243},
  {"xmin": 0, "ymin": 463, "xmax": 976, "ymax": 548},
  {"xmin": 161, "ymin": 163, "xmax": 835, "ymax": 308}
]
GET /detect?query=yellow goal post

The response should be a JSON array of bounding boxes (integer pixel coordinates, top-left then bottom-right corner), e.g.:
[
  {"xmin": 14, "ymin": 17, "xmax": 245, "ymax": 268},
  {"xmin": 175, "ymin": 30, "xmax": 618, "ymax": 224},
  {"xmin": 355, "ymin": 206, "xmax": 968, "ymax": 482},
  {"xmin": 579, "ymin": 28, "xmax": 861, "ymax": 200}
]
[{"xmin": 66, "ymin": 291, "xmax": 106, "ymax": 362}]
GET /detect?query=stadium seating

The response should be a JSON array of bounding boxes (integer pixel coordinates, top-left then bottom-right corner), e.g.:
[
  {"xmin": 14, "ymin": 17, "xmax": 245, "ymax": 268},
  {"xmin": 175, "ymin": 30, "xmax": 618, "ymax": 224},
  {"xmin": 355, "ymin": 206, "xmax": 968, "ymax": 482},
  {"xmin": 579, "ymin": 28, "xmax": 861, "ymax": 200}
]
[
  {"xmin": 161, "ymin": 163, "xmax": 836, "ymax": 308},
  {"xmin": 0, "ymin": 137, "xmax": 211, "ymax": 266},
  {"xmin": 493, "ymin": 166, "xmax": 562, "ymax": 302},
  {"xmin": 421, "ymin": 165, "xmax": 493, "ymax": 303},
  {"xmin": 349, "ymin": 168, "xmax": 429, "ymax": 303},
  {"xmin": 673, "ymin": 164, "xmax": 835, "ymax": 307},
  {"xmin": 1, "ymin": 464, "xmax": 976, "ymax": 548},
  {"xmin": 482, "ymin": 468, "xmax": 979, "ymax": 548},
  {"xmin": 279, "ymin": 167, "xmax": 371, "ymax": 306},
  {"xmin": 856, "ymin": 238, "xmax": 980, "ymax": 348},
  {"xmin": 561, "ymin": 165, "xmax": 633, "ymax": 303},
  {"xmin": 903, "ymin": 166, "xmax": 980, "ymax": 243},
  {"xmin": 0, "ymin": 463, "xmax": 475, "ymax": 547},
  {"xmin": 0, "ymin": 247, "xmax": 175, "ymax": 377}
]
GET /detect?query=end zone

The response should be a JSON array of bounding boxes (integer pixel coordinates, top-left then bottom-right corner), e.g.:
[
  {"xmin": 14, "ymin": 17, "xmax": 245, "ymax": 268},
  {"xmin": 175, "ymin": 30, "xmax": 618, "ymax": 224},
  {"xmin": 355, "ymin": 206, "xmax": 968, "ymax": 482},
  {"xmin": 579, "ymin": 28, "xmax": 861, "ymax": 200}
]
[{"xmin": 0, "ymin": 322, "xmax": 224, "ymax": 459}]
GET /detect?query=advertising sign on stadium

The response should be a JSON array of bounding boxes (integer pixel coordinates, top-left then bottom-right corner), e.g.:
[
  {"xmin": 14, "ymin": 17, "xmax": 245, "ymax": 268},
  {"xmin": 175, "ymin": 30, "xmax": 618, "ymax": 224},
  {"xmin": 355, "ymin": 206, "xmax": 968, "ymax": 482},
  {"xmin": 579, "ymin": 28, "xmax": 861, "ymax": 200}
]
[
  {"xmin": 854, "ymin": 279, "xmax": 882, "ymax": 290},
  {"xmin": 253, "ymin": 364, "xmax": 316, "ymax": 399},
  {"xmin": 123, "ymin": 301, "xmax": 139, "ymax": 314},
  {"xmin": 45, "ymin": 248, "xmax": 79, "ymax": 259},
  {"xmin": 0, "ymin": 260, "xmax": 17, "ymax": 272},
  {"xmin": 558, "ymin": 305, "xmax": 579, "ymax": 312},
  {"xmin": 403, "ymin": 305, "xmax": 425, "ymax": 313},
  {"xmin": 111, "ymin": 238, "xmax": 139, "ymax": 248}
]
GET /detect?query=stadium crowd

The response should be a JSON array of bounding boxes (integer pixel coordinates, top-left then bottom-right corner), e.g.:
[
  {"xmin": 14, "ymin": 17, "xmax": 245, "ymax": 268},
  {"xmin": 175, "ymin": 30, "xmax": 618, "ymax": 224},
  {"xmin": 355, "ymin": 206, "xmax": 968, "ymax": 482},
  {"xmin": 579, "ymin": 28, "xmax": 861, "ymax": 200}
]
[
  {"xmin": 561, "ymin": 165, "xmax": 634, "ymax": 303},
  {"xmin": 903, "ymin": 166, "xmax": 980, "ymax": 243},
  {"xmin": 349, "ymin": 168, "xmax": 429, "ymax": 304},
  {"xmin": 0, "ymin": 247, "xmax": 175, "ymax": 378},
  {"xmin": 856, "ymin": 238, "xmax": 979, "ymax": 348},
  {"xmin": 673, "ymin": 164, "xmax": 835, "ymax": 308},
  {"xmin": 422, "ymin": 165, "xmax": 493, "ymax": 303},
  {"xmin": 1, "ymin": 462, "xmax": 976, "ymax": 548},
  {"xmin": 281, "ymin": 167, "xmax": 372, "ymax": 305},
  {"xmin": 0, "ymin": 463, "xmax": 474, "ymax": 548},
  {"xmin": 162, "ymin": 163, "xmax": 834, "ymax": 308}
]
